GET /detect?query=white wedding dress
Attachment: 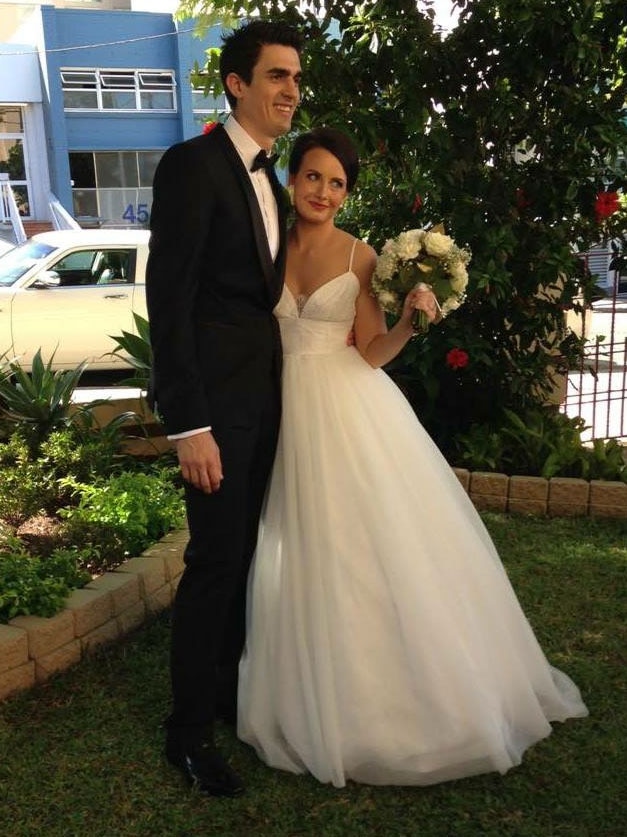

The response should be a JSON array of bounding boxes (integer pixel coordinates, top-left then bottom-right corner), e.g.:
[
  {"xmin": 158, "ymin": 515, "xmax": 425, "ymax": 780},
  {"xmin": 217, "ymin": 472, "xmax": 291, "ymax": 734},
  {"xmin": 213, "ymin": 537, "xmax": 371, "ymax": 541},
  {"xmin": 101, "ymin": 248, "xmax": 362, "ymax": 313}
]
[{"xmin": 238, "ymin": 241, "xmax": 588, "ymax": 788}]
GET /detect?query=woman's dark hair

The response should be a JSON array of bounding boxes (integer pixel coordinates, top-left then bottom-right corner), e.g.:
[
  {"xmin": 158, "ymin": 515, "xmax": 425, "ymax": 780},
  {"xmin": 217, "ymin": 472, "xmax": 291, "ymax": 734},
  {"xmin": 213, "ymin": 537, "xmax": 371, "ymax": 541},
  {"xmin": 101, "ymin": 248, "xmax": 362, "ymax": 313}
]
[
  {"xmin": 220, "ymin": 20, "xmax": 303, "ymax": 110},
  {"xmin": 288, "ymin": 127, "xmax": 360, "ymax": 192}
]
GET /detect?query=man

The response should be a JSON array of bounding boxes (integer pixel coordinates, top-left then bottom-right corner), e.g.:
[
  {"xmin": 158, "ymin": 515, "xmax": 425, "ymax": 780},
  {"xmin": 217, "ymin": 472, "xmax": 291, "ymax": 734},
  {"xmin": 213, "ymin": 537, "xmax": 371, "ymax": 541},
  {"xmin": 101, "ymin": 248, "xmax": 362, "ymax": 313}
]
[{"xmin": 146, "ymin": 20, "xmax": 303, "ymax": 797}]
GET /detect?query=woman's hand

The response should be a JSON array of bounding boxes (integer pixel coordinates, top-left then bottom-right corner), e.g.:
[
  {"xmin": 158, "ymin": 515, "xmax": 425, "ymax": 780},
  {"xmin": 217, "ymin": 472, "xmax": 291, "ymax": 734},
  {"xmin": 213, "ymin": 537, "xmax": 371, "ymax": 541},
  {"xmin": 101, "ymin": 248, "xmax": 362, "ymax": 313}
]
[{"xmin": 400, "ymin": 283, "xmax": 442, "ymax": 328}]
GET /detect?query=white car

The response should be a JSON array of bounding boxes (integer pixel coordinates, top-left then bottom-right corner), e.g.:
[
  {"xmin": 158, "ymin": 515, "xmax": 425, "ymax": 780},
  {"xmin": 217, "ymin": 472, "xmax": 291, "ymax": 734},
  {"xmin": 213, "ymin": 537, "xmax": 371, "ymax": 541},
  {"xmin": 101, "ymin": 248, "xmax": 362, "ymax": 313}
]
[
  {"xmin": 0, "ymin": 238, "xmax": 14, "ymax": 258},
  {"xmin": 0, "ymin": 229, "xmax": 149, "ymax": 371}
]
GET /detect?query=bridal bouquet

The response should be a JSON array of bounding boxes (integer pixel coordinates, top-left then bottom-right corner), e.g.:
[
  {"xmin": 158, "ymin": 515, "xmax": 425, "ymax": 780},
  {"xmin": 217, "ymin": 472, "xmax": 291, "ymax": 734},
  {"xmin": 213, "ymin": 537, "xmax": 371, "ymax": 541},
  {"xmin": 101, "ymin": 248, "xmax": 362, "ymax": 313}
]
[{"xmin": 372, "ymin": 225, "xmax": 471, "ymax": 332}]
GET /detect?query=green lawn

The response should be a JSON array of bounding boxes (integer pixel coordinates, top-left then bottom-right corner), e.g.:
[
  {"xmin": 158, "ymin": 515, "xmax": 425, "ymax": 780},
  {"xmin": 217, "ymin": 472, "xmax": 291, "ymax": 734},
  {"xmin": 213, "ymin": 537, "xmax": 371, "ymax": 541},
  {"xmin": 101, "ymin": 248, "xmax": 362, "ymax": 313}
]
[{"xmin": 1, "ymin": 513, "xmax": 626, "ymax": 837}]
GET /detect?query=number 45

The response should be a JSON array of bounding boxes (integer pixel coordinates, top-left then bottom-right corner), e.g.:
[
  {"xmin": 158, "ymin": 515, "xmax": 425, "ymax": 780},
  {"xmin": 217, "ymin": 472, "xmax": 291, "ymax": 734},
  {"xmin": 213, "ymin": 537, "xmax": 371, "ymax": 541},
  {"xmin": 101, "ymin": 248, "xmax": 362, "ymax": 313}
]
[{"xmin": 122, "ymin": 203, "xmax": 149, "ymax": 224}]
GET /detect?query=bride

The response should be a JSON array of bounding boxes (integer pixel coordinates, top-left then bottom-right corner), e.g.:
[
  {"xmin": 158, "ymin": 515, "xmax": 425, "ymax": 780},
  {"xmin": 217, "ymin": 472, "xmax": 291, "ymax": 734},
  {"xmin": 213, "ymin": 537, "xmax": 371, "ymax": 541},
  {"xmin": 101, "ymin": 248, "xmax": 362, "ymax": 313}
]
[{"xmin": 238, "ymin": 126, "xmax": 588, "ymax": 788}]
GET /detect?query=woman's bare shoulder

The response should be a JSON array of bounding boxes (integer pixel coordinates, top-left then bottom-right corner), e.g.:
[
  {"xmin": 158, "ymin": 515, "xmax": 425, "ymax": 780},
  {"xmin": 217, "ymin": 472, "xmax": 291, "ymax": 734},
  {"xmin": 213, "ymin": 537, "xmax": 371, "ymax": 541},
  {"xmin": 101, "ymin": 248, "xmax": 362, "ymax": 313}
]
[{"xmin": 347, "ymin": 235, "xmax": 377, "ymax": 283}]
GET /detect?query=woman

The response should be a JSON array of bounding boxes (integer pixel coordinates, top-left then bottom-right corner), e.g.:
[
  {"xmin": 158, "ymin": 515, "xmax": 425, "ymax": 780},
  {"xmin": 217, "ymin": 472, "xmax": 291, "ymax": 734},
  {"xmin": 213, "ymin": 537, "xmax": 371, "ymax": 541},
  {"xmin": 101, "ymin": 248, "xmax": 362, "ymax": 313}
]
[{"xmin": 238, "ymin": 127, "xmax": 587, "ymax": 788}]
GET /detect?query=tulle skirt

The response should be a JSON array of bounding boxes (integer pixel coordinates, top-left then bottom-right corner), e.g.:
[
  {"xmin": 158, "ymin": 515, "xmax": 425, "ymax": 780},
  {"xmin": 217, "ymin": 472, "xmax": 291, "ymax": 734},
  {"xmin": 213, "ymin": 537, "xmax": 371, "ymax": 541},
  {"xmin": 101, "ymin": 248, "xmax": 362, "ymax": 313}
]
[{"xmin": 238, "ymin": 345, "xmax": 588, "ymax": 787}]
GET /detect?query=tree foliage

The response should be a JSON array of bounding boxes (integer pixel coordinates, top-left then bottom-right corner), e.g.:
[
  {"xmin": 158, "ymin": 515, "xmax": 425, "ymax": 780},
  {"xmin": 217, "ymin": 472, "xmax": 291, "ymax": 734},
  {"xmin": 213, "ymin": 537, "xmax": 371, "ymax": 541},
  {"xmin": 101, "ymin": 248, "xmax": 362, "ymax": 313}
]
[{"xmin": 179, "ymin": 0, "xmax": 627, "ymax": 456}]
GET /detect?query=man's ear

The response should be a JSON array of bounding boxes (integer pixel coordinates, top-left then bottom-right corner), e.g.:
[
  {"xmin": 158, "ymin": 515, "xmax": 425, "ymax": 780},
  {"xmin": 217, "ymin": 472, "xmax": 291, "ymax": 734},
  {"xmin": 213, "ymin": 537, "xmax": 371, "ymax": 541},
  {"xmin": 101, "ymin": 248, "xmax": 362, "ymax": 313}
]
[{"xmin": 225, "ymin": 72, "xmax": 245, "ymax": 102}]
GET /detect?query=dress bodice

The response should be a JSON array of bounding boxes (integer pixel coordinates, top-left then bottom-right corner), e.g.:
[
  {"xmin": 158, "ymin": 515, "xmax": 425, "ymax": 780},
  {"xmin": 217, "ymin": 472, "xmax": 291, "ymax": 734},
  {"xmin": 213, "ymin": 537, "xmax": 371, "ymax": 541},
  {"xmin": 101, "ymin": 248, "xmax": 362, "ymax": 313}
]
[{"xmin": 274, "ymin": 271, "xmax": 359, "ymax": 356}]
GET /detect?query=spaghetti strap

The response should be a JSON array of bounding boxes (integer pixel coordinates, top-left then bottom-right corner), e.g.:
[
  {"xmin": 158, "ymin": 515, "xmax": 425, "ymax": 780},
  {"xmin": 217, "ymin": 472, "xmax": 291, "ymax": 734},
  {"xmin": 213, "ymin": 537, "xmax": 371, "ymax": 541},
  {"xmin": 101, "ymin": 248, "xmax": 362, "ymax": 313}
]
[{"xmin": 348, "ymin": 238, "xmax": 359, "ymax": 273}]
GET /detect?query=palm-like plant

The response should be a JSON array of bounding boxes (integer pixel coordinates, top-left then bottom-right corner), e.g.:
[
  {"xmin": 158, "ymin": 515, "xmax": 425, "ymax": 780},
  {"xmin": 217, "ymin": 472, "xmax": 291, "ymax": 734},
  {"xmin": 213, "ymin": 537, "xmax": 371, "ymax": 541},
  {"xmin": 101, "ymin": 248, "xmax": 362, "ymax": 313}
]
[
  {"xmin": 109, "ymin": 312, "xmax": 152, "ymax": 392},
  {"xmin": 0, "ymin": 349, "xmax": 116, "ymax": 457}
]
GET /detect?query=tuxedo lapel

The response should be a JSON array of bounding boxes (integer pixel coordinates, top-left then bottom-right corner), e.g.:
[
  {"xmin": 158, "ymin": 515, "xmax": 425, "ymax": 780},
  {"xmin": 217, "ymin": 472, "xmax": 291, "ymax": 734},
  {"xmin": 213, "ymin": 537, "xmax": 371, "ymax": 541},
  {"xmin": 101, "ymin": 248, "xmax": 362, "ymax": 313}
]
[
  {"xmin": 269, "ymin": 168, "xmax": 289, "ymax": 306},
  {"xmin": 214, "ymin": 127, "xmax": 284, "ymax": 303}
]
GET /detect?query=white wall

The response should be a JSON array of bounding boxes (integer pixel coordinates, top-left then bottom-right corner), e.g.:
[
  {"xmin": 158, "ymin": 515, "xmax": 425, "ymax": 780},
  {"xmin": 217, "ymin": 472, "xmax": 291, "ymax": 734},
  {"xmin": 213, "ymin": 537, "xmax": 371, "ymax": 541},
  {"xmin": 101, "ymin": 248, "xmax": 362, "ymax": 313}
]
[{"xmin": 0, "ymin": 48, "xmax": 42, "ymax": 102}]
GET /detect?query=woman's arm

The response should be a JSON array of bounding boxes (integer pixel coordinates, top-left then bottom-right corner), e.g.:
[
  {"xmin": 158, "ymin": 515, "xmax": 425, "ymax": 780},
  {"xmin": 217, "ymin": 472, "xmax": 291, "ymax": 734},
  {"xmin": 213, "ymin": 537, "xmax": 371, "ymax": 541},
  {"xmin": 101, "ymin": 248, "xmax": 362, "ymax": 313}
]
[{"xmin": 353, "ymin": 243, "xmax": 438, "ymax": 368}]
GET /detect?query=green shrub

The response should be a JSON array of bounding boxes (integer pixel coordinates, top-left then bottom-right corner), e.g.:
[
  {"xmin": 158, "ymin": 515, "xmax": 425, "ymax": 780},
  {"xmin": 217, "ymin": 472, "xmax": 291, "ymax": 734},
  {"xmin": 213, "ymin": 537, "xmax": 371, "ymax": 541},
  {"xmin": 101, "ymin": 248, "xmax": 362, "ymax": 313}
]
[
  {"xmin": 42, "ymin": 548, "xmax": 92, "ymax": 589},
  {"xmin": 0, "ymin": 418, "xmax": 160, "ymax": 528},
  {"xmin": 0, "ymin": 461, "xmax": 184, "ymax": 620},
  {"xmin": 0, "ymin": 548, "xmax": 89, "ymax": 623},
  {"xmin": 0, "ymin": 436, "xmax": 59, "ymax": 525},
  {"xmin": 60, "ymin": 468, "xmax": 185, "ymax": 561},
  {"xmin": 450, "ymin": 422, "xmax": 506, "ymax": 474},
  {"xmin": 0, "ymin": 430, "xmax": 120, "ymax": 526},
  {"xmin": 499, "ymin": 408, "xmax": 590, "ymax": 479},
  {"xmin": 39, "ymin": 425, "xmax": 127, "ymax": 484},
  {"xmin": 453, "ymin": 407, "xmax": 627, "ymax": 482},
  {"xmin": 0, "ymin": 372, "xmax": 184, "ymax": 617},
  {"xmin": 581, "ymin": 438, "xmax": 627, "ymax": 482}
]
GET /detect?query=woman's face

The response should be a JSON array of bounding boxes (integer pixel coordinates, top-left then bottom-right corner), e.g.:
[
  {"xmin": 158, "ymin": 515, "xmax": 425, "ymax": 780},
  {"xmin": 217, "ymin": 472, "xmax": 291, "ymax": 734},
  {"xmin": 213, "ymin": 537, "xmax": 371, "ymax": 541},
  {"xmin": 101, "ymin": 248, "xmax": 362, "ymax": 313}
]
[{"xmin": 290, "ymin": 147, "xmax": 348, "ymax": 224}]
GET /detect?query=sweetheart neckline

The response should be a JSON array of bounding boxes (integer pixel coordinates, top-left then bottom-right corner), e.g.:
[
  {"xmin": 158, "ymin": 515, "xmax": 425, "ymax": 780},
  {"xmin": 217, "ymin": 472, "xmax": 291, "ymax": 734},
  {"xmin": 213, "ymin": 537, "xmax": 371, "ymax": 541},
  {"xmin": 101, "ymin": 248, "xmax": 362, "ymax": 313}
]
[{"xmin": 284, "ymin": 271, "xmax": 359, "ymax": 314}]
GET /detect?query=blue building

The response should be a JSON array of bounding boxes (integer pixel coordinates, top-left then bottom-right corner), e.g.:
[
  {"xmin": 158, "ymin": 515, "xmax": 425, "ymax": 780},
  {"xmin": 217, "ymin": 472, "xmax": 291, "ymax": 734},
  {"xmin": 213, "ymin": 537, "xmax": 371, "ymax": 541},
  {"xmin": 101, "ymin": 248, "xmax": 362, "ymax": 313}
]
[{"xmin": 0, "ymin": 0, "xmax": 225, "ymax": 232}]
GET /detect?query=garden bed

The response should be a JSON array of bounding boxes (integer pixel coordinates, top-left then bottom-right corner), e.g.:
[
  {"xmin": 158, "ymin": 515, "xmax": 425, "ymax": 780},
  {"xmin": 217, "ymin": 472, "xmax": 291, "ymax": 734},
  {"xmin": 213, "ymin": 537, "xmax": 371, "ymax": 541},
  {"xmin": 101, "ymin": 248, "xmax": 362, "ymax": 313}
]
[
  {"xmin": 0, "ymin": 527, "xmax": 186, "ymax": 701},
  {"xmin": 2, "ymin": 466, "xmax": 626, "ymax": 703}
]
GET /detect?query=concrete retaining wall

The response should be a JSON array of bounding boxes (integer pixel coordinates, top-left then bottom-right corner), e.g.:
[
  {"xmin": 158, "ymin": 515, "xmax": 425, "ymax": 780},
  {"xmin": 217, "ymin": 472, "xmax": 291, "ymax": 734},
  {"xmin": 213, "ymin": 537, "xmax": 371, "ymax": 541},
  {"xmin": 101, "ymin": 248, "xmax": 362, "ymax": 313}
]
[{"xmin": 455, "ymin": 469, "xmax": 627, "ymax": 518}]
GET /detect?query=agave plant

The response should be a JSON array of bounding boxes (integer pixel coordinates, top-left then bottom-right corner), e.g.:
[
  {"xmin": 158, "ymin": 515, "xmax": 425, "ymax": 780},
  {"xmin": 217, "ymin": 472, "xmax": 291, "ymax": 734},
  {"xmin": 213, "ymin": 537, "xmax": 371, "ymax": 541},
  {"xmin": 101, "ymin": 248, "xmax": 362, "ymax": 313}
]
[
  {"xmin": 109, "ymin": 312, "xmax": 152, "ymax": 392},
  {"xmin": 0, "ymin": 349, "xmax": 115, "ymax": 457}
]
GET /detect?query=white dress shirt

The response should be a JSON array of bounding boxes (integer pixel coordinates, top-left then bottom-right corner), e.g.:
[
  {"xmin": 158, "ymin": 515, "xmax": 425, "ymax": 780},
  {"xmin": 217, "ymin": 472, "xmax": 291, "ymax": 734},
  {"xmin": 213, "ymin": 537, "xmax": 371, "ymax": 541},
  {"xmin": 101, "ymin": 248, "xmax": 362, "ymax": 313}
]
[
  {"xmin": 224, "ymin": 115, "xmax": 280, "ymax": 259},
  {"xmin": 168, "ymin": 115, "xmax": 280, "ymax": 440}
]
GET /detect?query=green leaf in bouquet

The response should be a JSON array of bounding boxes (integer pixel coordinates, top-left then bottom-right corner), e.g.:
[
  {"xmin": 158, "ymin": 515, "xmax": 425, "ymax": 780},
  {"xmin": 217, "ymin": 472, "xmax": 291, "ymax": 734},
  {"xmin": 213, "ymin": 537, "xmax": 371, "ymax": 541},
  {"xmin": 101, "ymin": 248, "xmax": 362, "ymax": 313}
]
[{"xmin": 399, "ymin": 262, "xmax": 424, "ymax": 290}]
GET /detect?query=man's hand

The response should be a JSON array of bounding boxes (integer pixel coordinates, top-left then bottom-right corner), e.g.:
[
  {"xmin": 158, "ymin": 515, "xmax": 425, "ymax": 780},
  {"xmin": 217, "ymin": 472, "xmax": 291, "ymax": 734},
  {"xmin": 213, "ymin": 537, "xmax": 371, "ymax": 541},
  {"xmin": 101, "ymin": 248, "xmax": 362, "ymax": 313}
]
[{"xmin": 175, "ymin": 431, "xmax": 223, "ymax": 494}]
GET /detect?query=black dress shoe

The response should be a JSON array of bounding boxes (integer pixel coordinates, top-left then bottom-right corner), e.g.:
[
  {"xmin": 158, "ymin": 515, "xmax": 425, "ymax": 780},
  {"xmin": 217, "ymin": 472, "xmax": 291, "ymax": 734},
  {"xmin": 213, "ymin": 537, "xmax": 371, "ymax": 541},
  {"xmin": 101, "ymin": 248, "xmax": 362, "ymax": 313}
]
[{"xmin": 165, "ymin": 741, "xmax": 245, "ymax": 798}]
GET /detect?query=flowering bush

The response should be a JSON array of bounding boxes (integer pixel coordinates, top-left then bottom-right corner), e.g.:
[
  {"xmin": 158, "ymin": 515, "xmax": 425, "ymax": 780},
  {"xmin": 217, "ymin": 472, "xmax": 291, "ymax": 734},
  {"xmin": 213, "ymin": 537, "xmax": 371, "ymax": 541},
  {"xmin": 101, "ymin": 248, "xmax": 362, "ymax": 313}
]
[
  {"xmin": 446, "ymin": 348, "xmax": 469, "ymax": 370},
  {"xmin": 594, "ymin": 191, "xmax": 621, "ymax": 222},
  {"xmin": 371, "ymin": 225, "xmax": 471, "ymax": 330},
  {"xmin": 186, "ymin": 0, "xmax": 627, "ymax": 464}
]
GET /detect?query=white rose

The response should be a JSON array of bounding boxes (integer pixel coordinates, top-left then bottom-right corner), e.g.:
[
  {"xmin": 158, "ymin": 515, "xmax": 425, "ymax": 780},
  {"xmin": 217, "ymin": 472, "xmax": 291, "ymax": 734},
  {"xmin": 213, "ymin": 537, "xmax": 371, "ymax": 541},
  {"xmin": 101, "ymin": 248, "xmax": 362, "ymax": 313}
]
[
  {"xmin": 423, "ymin": 231, "xmax": 454, "ymax": 258},
  {"xmin": 449, "ymin": 262, "xmax": 468, "ymax": 292},
  {"xmin": 396, "ymin": 229, "xmax": 424, "ymax": 261}
]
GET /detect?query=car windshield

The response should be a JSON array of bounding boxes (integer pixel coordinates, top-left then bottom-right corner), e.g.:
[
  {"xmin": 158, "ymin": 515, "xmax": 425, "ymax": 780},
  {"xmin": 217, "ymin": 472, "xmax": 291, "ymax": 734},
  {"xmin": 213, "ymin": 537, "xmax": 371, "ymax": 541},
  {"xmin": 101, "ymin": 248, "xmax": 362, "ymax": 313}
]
[{"xmin": 0, "ymin": 241, "xmax": 56, "ymax": 287}]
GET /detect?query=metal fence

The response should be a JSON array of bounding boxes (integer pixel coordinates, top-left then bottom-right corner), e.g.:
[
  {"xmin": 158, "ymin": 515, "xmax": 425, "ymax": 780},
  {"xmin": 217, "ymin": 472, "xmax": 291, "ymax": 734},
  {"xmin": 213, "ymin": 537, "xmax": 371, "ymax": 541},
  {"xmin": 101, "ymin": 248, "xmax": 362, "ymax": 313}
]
[{"xmin": 562, "ymin": 267, "xmax": 627, "ymax": 441}]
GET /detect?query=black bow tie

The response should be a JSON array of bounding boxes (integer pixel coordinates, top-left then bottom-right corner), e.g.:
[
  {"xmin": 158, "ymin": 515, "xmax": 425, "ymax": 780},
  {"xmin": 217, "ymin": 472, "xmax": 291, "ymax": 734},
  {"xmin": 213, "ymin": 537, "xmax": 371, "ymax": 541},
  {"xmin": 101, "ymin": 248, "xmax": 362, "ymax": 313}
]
[{"xmin": 251, "ymin": 150, "xmax": 279, "ymax": 173}]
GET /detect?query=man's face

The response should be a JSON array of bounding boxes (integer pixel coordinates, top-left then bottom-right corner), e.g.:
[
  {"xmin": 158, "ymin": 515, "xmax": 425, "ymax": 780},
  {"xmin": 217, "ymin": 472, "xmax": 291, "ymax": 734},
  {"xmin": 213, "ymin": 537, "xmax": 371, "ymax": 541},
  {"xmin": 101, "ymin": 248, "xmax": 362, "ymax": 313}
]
[{"xmin": 227, "ymin": 43, "xmax": 302, "ymax": 148}]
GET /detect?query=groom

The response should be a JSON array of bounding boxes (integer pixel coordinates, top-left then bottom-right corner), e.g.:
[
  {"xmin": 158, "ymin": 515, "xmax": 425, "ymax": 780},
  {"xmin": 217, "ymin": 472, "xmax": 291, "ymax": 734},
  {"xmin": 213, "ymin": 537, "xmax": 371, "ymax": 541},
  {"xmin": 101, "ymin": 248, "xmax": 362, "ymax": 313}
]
[{"xmin": 146, "ymin": 20, "xmax": 303, "ymax": 797}]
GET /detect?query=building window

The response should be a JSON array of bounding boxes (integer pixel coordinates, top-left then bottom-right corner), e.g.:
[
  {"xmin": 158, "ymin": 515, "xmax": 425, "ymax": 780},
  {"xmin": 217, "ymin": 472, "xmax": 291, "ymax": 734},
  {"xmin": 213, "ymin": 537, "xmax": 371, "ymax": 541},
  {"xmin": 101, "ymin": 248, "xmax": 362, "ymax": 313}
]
[
  {"xmin": 0, "ymin": 106, "xmax": 30, "ymax": 217},
  {"xmin": 69, "ymin": 150, "xmax": 163, "ymax": 227},
  {"xmin": 61, "ymin": 68, "xmax": 176, "ymax": 112},
  {"xmin": 191, "ymin": 81, "xmax": 229, "ymax": 131}
]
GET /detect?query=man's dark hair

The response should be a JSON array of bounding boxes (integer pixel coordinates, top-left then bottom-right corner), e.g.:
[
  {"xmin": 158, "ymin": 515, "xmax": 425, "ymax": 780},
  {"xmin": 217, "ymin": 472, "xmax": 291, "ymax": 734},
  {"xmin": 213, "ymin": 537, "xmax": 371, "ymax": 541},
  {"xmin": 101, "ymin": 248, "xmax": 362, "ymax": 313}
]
[
  {"xmin": 289, "ymin": 127, "xmax": 360, "ymax": 193},
  {"xmin": 220, "ymin": 20, "xmax": 303, "ymax": 110}
]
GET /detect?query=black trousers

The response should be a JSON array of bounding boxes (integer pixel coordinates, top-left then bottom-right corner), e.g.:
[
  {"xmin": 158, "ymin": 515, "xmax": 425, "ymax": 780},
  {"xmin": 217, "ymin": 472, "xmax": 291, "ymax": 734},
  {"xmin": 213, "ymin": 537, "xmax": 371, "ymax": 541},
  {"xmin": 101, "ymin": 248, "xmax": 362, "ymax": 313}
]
[{"xmin": 165, "ymin": 387, "xmax": 280, "ymax": 744}]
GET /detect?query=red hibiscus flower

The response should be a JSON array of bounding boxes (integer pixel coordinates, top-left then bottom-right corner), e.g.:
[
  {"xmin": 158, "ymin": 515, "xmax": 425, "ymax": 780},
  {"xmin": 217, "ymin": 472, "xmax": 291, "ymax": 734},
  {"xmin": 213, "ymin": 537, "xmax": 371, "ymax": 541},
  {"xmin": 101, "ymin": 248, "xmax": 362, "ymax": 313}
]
[
  {"xmin": 411, "ymin": 193, "xmax": 423, "ymax": 213},
  {"xmin": 446, "ymin": 348, "xmax": 469, "ymax": 370},
  {"xmin": 594, "ymin": 191, "xmax": 620, "ymax": 221},
  {"xmin": 202, "ymin": 121, "xmax": 218, "ymax": 135}
]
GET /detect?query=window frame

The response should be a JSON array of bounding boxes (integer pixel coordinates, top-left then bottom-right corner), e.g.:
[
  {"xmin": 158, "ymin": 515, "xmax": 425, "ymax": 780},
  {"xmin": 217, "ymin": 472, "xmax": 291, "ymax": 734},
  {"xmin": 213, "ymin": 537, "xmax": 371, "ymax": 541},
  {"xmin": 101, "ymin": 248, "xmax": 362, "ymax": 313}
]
[
  {"xmin": 0, "ymin": 106, "xmax": 32, "ymax": 218},
  {"xmin": 61, "ymin": 68, "xmax": 177, "ymax": 113}
]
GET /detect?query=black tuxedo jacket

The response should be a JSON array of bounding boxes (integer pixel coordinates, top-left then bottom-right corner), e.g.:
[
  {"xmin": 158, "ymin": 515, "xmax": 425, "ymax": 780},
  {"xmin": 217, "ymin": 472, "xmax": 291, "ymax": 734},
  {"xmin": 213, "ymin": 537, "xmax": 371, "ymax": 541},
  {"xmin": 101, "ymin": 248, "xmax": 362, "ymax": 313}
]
[{"xmin": 146, "ymin": 125, "xmax": 288, "ymax": 436}]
